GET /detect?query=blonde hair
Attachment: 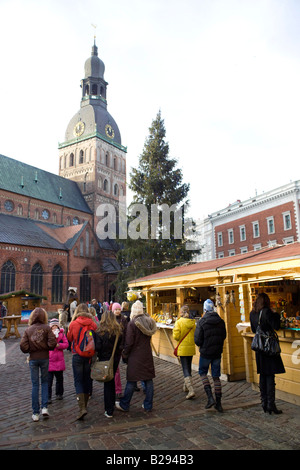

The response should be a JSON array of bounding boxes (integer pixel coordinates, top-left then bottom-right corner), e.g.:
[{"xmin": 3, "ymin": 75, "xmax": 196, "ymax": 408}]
[
  {"xmin": 121, "ymin": 301, "xmax": 129, "ymax": 311},
  {"xmin": 179, "ymin": 305, "xmax": 190, "ymax": 318},
  {"xmin": 97, "ymin": 310, "xmax": 121, "ymax": 337},
  {"xmin": 88, "ymin": 306, "xmax": 97, "ymax": 317},
  {"xmin": 71, "ymin": 303, "xmax": 91, "ymax": 322}
]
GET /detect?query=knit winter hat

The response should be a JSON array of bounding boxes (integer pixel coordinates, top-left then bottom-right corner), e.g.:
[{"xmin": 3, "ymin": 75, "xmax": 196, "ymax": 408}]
[
  {"xmin": 49, "ymin": 318, "xmax": 60, "ymax": 328},
  {"xmin": 130, "ymin": 300, "xmax": 144, "ymax": 319},
  {"xmin": 203, "ymin": 299, "xmax": 215, "ymax": 313},
  {"xmin": 112, "ymin": 302, "xmax": 121, "ymax": 312}
]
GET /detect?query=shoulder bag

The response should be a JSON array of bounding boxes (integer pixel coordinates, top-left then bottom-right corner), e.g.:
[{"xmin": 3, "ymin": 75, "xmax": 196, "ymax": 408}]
[
  {"xmin": 173, "ymin": 328, "xmax": 193, "ymax": 357},
  {"xmin": 251, "ymin": 311, "xmax": 281, "ymax": 357},
  {"xmin": 91, "ymin": 333, "xmax": 119, "ymax": 382}
]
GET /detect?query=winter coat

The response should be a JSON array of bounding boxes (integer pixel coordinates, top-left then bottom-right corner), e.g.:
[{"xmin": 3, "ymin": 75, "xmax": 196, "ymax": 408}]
[
  {"xmin": 172, "ymin": 317, "xmax": 196, "ymax": 356},
  {"xmin": 95, "ymin": 331, "xmax": 123, "ymax": 368},
  {"xmin": 122, "ymin": 313, "xmax": 157, "ymax": 382},
  {"xmin": 49, "ymin": 328, "xmax": 69, "ymax": 371},
  {"xmin": 20, "ymin": 310, "xmax": 57, "ymax": 360},
  {"xmin": 250, "ymin": 307, "xmax": 285, "ymax": 375},
  {"xmin": 194, "ymin": 311, "xmax": 226, "ymax": 359},
  {"xmin": 115, "ymin": 313, "xmax": 128, "ymax": 349},
  {"xmin": 67, "ymin": 313, "xmax": 98, "ymax": 354}
]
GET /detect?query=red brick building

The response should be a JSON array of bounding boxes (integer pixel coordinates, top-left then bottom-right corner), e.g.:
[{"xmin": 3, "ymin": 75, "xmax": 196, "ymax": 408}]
[
  {"xmin": 0, "ymin": 41, "xmax": 125, "ymax": 313},
  {"xmin": 197, "ymin": 181, "xmax": 300, "ymax": 261}
]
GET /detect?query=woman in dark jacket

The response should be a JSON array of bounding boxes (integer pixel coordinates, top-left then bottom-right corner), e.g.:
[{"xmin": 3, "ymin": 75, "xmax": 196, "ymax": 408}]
[
  {"xmin": 250, "ymin": 293, "xmax": 285, "ymax": 414},
  {"xmin": 116, "ymin": 300, "xmax": 157, "ymax": 412},
  {"xmin": 95, "ymin": 310, "xmax": 122, "ymax": 418}
]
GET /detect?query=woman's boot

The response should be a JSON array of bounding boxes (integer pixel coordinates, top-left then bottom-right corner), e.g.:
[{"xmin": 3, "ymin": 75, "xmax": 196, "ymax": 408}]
[
  {"xmin": 204, "ymin": 385, "xmax": 215, "ymax": 409},
  {"xmin": 184, "ymin": 376, "xmax": 195, "ymax": 399},
  {"xmin": 76, "ymin": 394, "xmax": 87, "ymax": 420},
  {"xmin": 266, "ymin": 375, "xmax": 282, "ymax": 415},
  {"xmin": 259, "ymin": 375, "xmax": 267, "ymax": 412}
]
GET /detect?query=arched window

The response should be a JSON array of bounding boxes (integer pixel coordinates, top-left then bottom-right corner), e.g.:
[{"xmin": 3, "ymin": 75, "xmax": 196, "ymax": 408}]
[
  {"xmin": 80, "ymin": 268, "xmax": 91, "ymax": 302},
  {"xmin": 114, "ymin": 184, "xmax": 119, "ymax": 196},
  {"xmin": 17, "ymin": 205, "xmax": 23, "ymax": 216},
  {"xmin": 85, "ymin": 85, "xmax": 89, "ymax": 95},
  {"xmin": 80, "ymin": 237, "xmax": 84, "ymax": 257},
  {"xmin": 31, "ymin": 263, "xmax": 43, "ymax": 296},
  {"xmin": 103, "ymin": 179, "xmax": 108, "ymax": 192},
  {"xmin": 86, "ymin": 230, "xmax": 89, "ymax": 257},
  {"xmin": 52, "ymin": 265, "xmax": 63, "ymax": 303},
  {"xmin": 0, "ymin": 260, "xmax": 16, "ymax": 294},
  {"xmin": 105, "ymin": 153, "xmax": 109, "ymax": 167},
  {"xmin": 34, "ymin": 209, "xmax": 39, "ymax": 219},
  {"xmin": 114, "ymin": 157, "xmax": 117, "ymax": 170},
  {"xmin": 79, "ymin": 150, "xmax": 84, "ymax": 164},
  {"xmin": 69, "ymin": 153, "xmax": 74, "ymax": 166},
  {"xmin": 92, "ymin": 84, "xmax": 97, "ymax": 95}
]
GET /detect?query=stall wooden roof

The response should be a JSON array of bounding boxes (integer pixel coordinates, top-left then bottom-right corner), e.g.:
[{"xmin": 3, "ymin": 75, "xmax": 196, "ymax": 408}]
[{"xmin": 128, "ymin": 243, "xmax": 300, "ymax": 289}]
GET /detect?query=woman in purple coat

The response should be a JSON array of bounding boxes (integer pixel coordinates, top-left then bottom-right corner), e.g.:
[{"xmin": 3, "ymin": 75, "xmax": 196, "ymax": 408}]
[{"xmin": 48, "ymin": 319, "xmax": 69, "ymax": 403}]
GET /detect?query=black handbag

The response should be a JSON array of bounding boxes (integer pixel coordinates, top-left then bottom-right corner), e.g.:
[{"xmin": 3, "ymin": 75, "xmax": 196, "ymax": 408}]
[{"xmin": 251, "ymin": 311, "xmax": 281, "ymax": 357}]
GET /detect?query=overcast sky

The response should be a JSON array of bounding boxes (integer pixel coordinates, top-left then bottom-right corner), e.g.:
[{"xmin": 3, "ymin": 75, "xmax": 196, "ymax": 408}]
[{"xmin": 0, "ymin": 0, "xmax": 300, "ymax": 221}]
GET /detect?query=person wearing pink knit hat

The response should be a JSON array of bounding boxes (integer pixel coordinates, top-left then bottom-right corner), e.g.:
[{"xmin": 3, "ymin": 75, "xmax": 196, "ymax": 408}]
[{"xmin": 112, "ymin": 302, "xmax": 127, "ymax": 399}]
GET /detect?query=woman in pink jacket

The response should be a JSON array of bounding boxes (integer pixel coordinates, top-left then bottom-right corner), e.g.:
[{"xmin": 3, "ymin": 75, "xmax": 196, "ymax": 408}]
[{"xmin": 48, "ymin": 318, "xmax": 69, "ymax": 403}]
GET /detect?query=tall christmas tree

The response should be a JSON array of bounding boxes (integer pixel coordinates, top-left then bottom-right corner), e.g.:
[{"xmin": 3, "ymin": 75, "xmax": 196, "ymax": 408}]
[{"xmin": 115, "ymin": 111, "xmax": 200, "ymax": 300}]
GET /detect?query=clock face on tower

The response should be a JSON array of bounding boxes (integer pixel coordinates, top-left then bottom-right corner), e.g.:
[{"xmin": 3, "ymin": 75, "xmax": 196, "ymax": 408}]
[
  {"xmin": 73, "ymin": 121, "xmax": 85, "ymax": 137},
  {"xmin": 105, "ymin": 124, "xmax": 115, "ymax": 139}
]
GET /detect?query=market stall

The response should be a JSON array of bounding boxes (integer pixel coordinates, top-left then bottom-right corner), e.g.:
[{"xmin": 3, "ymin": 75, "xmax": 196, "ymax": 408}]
[{"xmin": 128, "ymin": 243, "xmax": 300, "ymax": 400}]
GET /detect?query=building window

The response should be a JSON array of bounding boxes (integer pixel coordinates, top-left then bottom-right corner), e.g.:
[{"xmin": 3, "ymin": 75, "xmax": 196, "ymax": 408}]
[
  {"xmin": 268, "ymin": 240, "xmax": 277, "ymax": 247},
  {"xmin": 86, "ymin": 230, "xmax": 89, "ymax": 257},
  {"xmin": 240, "ymin": 246, "xmax": 248, "ymax": 254},
  {"xmin": 114, "ymin": 184, "xmax": 119, "ymax": 196},
  {"xmin": 218, "ymin": 252, "xmax": 224, "ymax": 258},
  {"xmin": 228, "ymin": 229, "xmax": 234, "ymax": 244},
  {"xmin": 80, "ymin": 237, "xmax": 84, "ymax": 257},
  {"xmin": 34, "ymin": 209, "xmax": 39, "ymax": 220},
  {"xmin": 267, "ymin": 217, "xmax": 275, "ymax": 234},
  {"xmin": 283, "ymin": 236, "xmax": 294, "ymax": 244},
  {"xmin": 105, "ymin": 153, "xmax": 109, "ymax": 167},
  {"xmin": 80, "ymin": 268, "xmax": 91, "ymax": 302},
  {"xmin": 79, "ymin": 150, "xmax": 84, "ymax": 164},
  {"xmin": 0, "ymin": 260, "xmax": 16, "ymax": 294},
  {"xmin": 31, "ymin": 263, "xmax": 43, "ymax": 296},
  {"xmin": 283, "ymin": 211, "xmax": 292, "ymax": 230},
  {"xmin": 91, "ymin": 239, "xmax": 94, "ymax": 257},
  {"xmin": 103, "ymin": 179, "xmax": 108, "ymax": 192},
  {"xmin": 69, "ymin": 153, "xmax": 74, "ymax": 166},
  {"xmin": 17, "ymin": 205, "xmax": 23, "ymax": 216},
  {"xmin": 217, "ymin": 232, "xmax": 223, "ymax": 247},
  {"xmin": 252, "ymin": 221, "xmax": 260, "ymax": 238},
  {"xmin": 52, "ymin": 264, "xmax": 63, "ymax": 303},
  {"xmin": 53, "ymin": 213, "xmax": 57, "ymax": 224},
  {"xmin": 239, "ymin": 225, "xmax": 246, "ymax": 241},
  {"xmin": 253, "ymin": 243, "xmax": 262, "ymax": 251},
  {"xmin": 228, "ymin": 249, "xmax": 235, "ymax": 256}
]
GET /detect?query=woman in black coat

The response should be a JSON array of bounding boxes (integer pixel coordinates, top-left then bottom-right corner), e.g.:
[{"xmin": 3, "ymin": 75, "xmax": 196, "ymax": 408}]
[
  {"xmin": 250, "ymin": 293, "xmax": 285, "ymax": 414},
  {"xmin": 95, "ymin": 310, "xmax": 122, "ymax": 418}
]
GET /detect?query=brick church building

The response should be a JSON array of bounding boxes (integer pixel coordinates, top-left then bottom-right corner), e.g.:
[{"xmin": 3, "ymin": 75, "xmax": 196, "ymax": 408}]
[{"xmin": 0, "ymin": 40, "xmax": 126, "ymax": 313}]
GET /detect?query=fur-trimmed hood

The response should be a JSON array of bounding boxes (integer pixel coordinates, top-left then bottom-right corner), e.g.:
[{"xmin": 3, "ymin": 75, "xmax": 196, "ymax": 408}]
[{"xmin": 133, "ymin": 313, "xmax": 157, "ymax": 337}]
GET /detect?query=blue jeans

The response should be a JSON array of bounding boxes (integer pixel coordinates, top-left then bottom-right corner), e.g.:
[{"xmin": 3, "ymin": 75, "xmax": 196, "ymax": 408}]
[
  {"xmin": 199, "ymin": 356, "xmax": 221, "ymax": 378},
  {"xmin": 180, "ymin": 356, "xmax": 193, "ymax": 377},
  {"xmin": 120, "ymin": 379, "xmax": 154, "ymax": 411},
  {"xmin": 72, "ymin": 354, "xmax": 91, "ymax": 394},
  {"xmin": 29, "ymin": 359, "xmax": 49, "ymax": 414}
]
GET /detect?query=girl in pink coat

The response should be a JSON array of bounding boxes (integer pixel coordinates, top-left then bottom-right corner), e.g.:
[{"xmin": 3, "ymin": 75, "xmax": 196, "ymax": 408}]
[{"xmin": 48, "ymin": 318, "xmax": 69, "ymax": 403}]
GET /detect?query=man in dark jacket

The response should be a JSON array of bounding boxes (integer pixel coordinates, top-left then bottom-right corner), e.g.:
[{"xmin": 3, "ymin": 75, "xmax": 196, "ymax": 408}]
[{"xmin": 194, "ymin": 299, "xmax": 227, "ymax": 412}]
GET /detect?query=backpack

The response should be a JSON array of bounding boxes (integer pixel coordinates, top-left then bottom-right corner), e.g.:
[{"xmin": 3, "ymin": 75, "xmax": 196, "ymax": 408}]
[{"xmin": 74, "ymin": 326, "xmax": 96, "ymax": 357}]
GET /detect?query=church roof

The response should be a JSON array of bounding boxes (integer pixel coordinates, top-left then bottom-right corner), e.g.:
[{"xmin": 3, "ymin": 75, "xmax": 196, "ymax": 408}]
[
  {"xmin": 0, "ymin": 154, "xmax": 92, "ymax": 214},
  {"xmin": 0, "ymin": 213, "xmax": 88, "ymax": 250}
]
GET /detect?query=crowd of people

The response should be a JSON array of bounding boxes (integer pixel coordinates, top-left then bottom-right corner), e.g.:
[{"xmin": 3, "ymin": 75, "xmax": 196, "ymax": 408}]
[{"xmin": 19, "ymin": 293, "xmax": 285, "ymax": 422}]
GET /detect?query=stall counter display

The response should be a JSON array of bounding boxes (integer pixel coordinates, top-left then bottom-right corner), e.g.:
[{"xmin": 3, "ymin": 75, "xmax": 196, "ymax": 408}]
[{"xmin": 151, "ymin": 303, "xmax": 179, "ymax": 325}]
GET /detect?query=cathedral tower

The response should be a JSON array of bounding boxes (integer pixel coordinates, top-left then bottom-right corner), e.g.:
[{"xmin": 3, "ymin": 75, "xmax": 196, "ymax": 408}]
[{"xmin": 58, "ymin": 40, "xmax": 127, "ymax": 230}]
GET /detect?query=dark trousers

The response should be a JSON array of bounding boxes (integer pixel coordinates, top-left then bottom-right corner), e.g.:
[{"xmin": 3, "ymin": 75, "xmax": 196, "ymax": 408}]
[
  {"xmin": 72, "ymin": 354, "xmax": 91, "ymax": 394},
  {"xmin": 48, "ymin": 371, "xmax": 64, "ymax": 398},
  {"xmin": 103, "ymin": 363, "xmax": 118, "ymax": 415}
]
